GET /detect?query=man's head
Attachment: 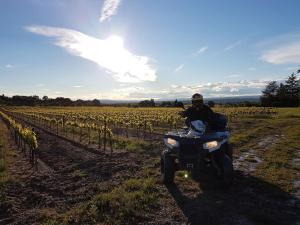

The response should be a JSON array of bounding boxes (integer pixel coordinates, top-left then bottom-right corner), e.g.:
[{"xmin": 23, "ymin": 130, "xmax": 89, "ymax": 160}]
[{"xmin": 192, "ymin": 93, "xmax": 204, "ymax": 108}]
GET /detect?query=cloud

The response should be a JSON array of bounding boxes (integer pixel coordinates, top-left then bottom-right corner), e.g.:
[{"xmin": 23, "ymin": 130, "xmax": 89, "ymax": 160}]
[
  {"xmin": 73, "ymin": 85, "xmax": 83, "ymax": 88},
  {"xmin": 192, "ymin": 46, "xmax": 208, "ymax": 57},
  {"xmin": 5, "ymin": 64, "xmax": 14, "ymax": 69},
  {"xmin": 3, "ymin": 64, "xmax": 25, "ymax": 69},
  {"xmin": 174, "ymin": 64, "xmax": 184, "ymax": 72},
  {"xmin": 248, "ymin": 67, "xmax": 256, "ymax": 71},
  {"xmin": 26, "ymin": 25, "xmax": 157, "ymax": 83},
  {"xmin": 126, "ymin": 80, "xmax": 268, "ymax": 99},
  {"xmin": 285, "ymin": 66, "xmax": 300, "ymax": 71},
  {"xmin": 100, "ymin": 0, "xmax": 122, "ymax": 22},
  {"xmin": 257, "ymin": 33, "xmax": 300, "ymax": 64},
  {"xmin": 261, "ymin": 41, "xmax": 300, "ymax": 64},
  {"xmin": 223, "ymin": 40, "xmax": 242, "ymax": 52},
  {"xmin": 226, "ymin": 74, "xmax": 241, "ymax": 78},
  {"xmin": 95, "ymin": 79, "xmax": 272, "ymax": 100}
]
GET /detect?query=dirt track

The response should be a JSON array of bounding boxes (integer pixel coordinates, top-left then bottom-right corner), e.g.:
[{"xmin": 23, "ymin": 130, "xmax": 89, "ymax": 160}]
[{"xmin": 1, "ymin": 118, "xmax": 299, "ymax": 225}]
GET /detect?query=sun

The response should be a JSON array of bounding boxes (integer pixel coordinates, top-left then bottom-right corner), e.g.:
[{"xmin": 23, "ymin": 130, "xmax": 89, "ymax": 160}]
[{"xmin": 106, "ymin": 35, "xmax": 124, "ymax": 48}]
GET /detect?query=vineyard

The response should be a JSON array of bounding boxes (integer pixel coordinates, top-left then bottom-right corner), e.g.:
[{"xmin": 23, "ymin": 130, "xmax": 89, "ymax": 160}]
[
  {"xmin": 1, "ymin": 106, "xmax": 277, "ymax": 152},
  {"xmin": 0, "ymin": 106, "xmax": 299, "ymax": 225},
  {"xmin": 0, "ymin": 111, "xmax": 38, "ymax": 165}
]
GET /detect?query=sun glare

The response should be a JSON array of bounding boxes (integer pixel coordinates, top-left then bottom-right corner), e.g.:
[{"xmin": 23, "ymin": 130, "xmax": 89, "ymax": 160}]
[
  {"xmin": 26, "ymin": 26, "xmax": 157, "ymax": 83},
  {"xmin": 106, "ymin": 35, "xmax": 124, "ymax": 48}
]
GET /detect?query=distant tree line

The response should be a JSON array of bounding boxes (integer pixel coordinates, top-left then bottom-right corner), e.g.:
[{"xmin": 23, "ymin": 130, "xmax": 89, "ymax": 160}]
[
  {"xmin": 138, "ymin": 99, "xmax": 156, "ymax": 107},
  {"xmin": 136, "ymin": 98, "xmax": 261, "ymax": 108},
  {"xmin": 220, "ymin": 101, "xmax": 261, "ymax": 107},
  {"xmin": 260, "ymin": 69, "xmax": 300, "ymax": 107},
  {"xmin": 137, "ymin": 99, "xmax": 184, "ymax": 108},
  {"xmin": 0, "ymin": 95, "xmax": 101, "ymax": 106},
  {"xmin": 158, "ymin": 99, "xmax": 185, "ymax": 108}
]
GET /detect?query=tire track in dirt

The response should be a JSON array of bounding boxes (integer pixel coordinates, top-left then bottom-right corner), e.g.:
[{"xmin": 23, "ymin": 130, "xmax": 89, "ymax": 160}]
[{"xmin": 233, "ymin": 135, "xmax": 282, "ymax": 174}]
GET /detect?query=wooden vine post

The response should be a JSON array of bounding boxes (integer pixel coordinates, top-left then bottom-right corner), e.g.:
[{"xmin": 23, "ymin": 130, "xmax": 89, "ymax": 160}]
[
  {"xmin": 143, "ymin": 120, "xmax": 147, "ymax": 139},
  {"xmin": 104, "ymin": 118, "xmax": 107, "ymax": 152},
  {"xmin": 98, "ymin": 128, "xmax": 102, "ymax": 149}
]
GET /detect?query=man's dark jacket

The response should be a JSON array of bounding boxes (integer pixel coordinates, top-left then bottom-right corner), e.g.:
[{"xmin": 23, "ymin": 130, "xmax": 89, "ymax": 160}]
[{"xmin": 181, "ymin": 105, "xmax": 214, "ymax": 125}]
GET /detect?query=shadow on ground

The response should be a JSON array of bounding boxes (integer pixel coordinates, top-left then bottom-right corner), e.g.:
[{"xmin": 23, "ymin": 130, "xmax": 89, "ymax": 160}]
[{"xmin": 166, "ymin": 170, "xmax": 299, "ymax": 225}]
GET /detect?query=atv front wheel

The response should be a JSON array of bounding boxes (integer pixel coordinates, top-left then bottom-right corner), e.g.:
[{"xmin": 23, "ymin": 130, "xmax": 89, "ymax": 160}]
[
  {"xmin": 161, "ymin": 153, "xmax": 175, "ymax": 184},
  {"xmin": 191, "ymin": 163, "xmax": 201, "ymax": 181},
  {"xmin": 213, "ymin": 152, "xmax": 234, "ymax": 187},
  {"xmin": 220, "ymin": 154, "xmax": 234, "ymax": 187}
]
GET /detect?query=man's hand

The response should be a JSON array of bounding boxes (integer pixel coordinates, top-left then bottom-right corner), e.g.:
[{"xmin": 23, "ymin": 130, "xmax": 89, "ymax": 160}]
[{"xmin": 178, "ymin": 111, "xmax": 185, "ymax": 117}]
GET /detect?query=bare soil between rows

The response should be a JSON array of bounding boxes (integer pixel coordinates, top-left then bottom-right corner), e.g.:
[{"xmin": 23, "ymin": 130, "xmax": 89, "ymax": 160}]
[
  {"xmin": 0, "ymin": 118, "xmax": 159, "ymax": 224},
  {"xmin": 0, "ymin": 118, "xmax": 299, "ymax": 225}
]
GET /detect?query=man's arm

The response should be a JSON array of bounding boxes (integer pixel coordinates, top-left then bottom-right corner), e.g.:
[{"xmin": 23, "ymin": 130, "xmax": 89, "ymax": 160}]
[
  {"xmin": 206, "ymin": 105, "xmax": 214, "ymax": 115},
  {"xmin": 179, "ymin": 107, "xmax": 191, "ymax": 118},
  {"xmin": 203, "ymin": 105, "xmax": 215, "ymax": 123}
]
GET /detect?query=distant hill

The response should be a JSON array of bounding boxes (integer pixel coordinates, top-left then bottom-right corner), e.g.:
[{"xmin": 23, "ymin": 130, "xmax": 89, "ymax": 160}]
[
  {"xmin": 100, "ymin": 95, "xmax": 260, "ymax": 105},
  {"xmin": 204, "ymin": 96, "xmax": 260, "ymax": 104}
]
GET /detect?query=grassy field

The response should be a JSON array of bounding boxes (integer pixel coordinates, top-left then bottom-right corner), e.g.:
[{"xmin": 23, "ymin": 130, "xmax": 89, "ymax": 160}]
[{"xmin": 230, "ymin": 108, "xmax": 300, "ymax": 193}]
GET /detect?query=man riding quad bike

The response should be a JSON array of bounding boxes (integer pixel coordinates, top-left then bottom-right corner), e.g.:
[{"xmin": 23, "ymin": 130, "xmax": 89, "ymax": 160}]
[{"xmin": 161, "ymin": 93, "xmax": 233, "ymax": 186}]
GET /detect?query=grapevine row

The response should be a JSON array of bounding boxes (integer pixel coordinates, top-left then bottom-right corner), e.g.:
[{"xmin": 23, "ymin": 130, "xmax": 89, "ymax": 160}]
[{"xmin": 0, "ymin": 111, "xmax": 38, "ymax": 165}]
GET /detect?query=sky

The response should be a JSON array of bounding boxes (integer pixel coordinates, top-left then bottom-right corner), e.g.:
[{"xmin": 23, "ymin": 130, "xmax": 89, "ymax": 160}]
[{"xmin": 1, "ymin": 0, "xmax": 300, "ymax": 100}]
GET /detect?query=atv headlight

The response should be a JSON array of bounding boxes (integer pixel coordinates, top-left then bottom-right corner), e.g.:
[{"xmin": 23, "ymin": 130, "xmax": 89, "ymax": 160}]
[
  {"xmin": 203, "ymin": 141, "xmax": 218, "ymax": 150},
  {"xmin": 164, "ymin": 138, "xmax": 179, "ymax": 148}
]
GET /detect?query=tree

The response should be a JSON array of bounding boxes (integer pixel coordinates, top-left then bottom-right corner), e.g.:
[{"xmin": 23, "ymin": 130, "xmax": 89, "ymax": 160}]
[
  {"xmin": 285, "ymin": 73, "xmax": 300, "ymax": 106},
  {"xmin": 261, "ymin": 81, "xmax": 278, "ymax": 106},
  {"xmin": 260, "ymin": 70, "xmax": 300, "ymax": 107},
  {"xmin": 138, "ymin": 99, "xmax": 155, "ymax": 107},
  {"xmin": 262, "ymin": 81, "xmax": 278, "ymax": 97},
  {"xmin": 55, "ymin": 97, "xmax": 72, "ymax": 106},
  {"xmin": 174, "ymin": 99, "xmax": 184, "ymax": 108},
  {"xmin": 11, "ymin": 95, "xmax": 40, "ymax": 106},
  {"xmin": 159, "ymin": 101, "xmax": 172, "ymax": 107},
  {"xmin": 277, "ymin": 83, "xmax": 288, "ymax": 106},
  {"xmin": 207, "ymin": 100, "xmax": 215, "ymax": 108}
]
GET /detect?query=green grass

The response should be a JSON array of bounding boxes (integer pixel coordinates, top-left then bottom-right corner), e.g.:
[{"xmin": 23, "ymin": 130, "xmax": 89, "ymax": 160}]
[
  {"xmin": 227, "ymin": 108, "xmax": 300, "ymax": 194},
  {"xmin": 254, "ymin": 122, "xmax": 300, "ymax": 193},
  {"xmin": 229, "ymin": 118, "xmax": 278, "ymax": 151},
  {"xmin": 113, "ymin": 137, "xmax": 161, "ymax": 155},
  {"xmin": 276, "ymin": 107, "xmax": 300, "ymax": 118},
  {"xmin": 60, "ymin": 178, "xmax": 159, "ymax": 225},
  {"xmin": 71, "ymin": 169, "xmax": 87, "ymax": 178}
]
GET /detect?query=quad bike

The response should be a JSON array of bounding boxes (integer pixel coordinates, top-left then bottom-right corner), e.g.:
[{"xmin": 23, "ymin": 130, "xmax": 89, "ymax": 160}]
[{"xmin": 161, "ymin": 117, "xmax": 233, "ymax": 187}]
